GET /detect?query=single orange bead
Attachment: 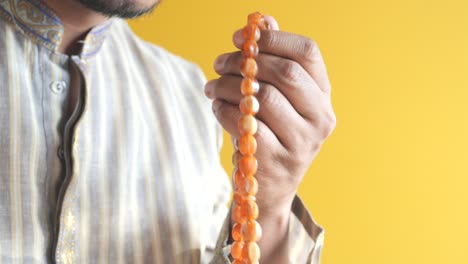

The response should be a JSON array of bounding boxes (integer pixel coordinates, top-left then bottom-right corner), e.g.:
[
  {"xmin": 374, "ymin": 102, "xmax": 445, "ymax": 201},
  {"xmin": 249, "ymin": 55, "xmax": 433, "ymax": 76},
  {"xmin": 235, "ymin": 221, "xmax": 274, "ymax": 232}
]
[
  {"xmin": 238, "ymin": 134, "xmax": 257, "ymax": 156},
  {"xmin": 232, "ymin": 203, "xmax": 247, "ymax": 224},
  {"xmin": 238, "ymin": 156, "xmax": 258, "ymax": 176},
  {"xmin": 234, "ymin": 193, "xmax": 256, "ymax": 206},
  {"xmin": 232, "ymin": 151, "xmax": 242, "ymax": 166},
  {"xmin": 231, "ymin": 241, "xmax": 245, "ymax": 259},
  {"xmin": 239, "ymin": 175, "xmax": 259, "ymax": 196},
  {"xmin": 232, "ymin": 223, "xmax": 243, "ymax": 241},
  {"xmin": 233, "ymin": 191, "xmax": 247, "ymax": 205},
  {"xmin": 241, "ymin": 220, "xmax": 262, "ymax": 242},
  {"xmin": 243, "ymin": 198, "xmax": 259, "ymax": 220},
  {"xmin": 238, "ymin": 115, "xmax": 257, "ymax": 135},
  {"xmin": 248, "ymin": 12, "xmax": 264, "ymax": 25},
  {"xmin": 233, "ymin": 168, "xmax": 245, "ymax": 188},
  {"xmin": 239, "ymin": 95, "xmax": 260, "ymax": 115},
  {"xmin": 242, "ymin": 24, "xmax": 261, "ymax": 41},
  {"xmin": 240, "ymin": 78, "xmax": 260, "ymax": 96},
  {"xmin": 242, "ymin": 242, "xmax": 261, "ymax": 262},
  {"xmin": 241, "ymin": 194, "xmax": 256, "ymax": 204},
  {"xmin": 240, "ymin": 58, "xmax": 258, "ymax": 78},
  {"xmin": 242, "ymin": 40, "xmax": 259, "ymax": 58}
]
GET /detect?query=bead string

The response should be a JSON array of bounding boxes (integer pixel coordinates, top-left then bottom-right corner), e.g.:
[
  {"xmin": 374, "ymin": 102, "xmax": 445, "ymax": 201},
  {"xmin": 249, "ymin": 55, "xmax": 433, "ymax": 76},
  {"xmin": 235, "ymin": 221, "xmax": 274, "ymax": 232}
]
[{"xmin": 231, "ymin": 12, "xmax": 267, "ymax": 264}]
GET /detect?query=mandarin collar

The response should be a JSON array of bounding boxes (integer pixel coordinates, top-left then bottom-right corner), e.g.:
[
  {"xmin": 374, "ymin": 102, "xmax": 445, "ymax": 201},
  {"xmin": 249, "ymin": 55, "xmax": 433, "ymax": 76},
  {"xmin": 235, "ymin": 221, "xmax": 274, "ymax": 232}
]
[{"xmin": 0, "ymin": 0, "xmax": 113, "ymax": 58}]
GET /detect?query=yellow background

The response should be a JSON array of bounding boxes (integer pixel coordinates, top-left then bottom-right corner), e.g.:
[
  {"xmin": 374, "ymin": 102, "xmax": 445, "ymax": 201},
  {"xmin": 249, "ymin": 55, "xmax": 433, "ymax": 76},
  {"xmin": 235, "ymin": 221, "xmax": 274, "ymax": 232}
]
[{"xmin": 129, "ymin": 0, "xmax": 468, "ymax": 263}]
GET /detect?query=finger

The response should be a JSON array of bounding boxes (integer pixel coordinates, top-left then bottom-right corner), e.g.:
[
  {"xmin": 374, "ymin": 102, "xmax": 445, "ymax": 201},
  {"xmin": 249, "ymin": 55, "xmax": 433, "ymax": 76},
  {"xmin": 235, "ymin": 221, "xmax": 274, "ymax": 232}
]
[
  {"xmin": 213, "ymin": 52, "xmax": 325, "ymax": 119},
  {"xmin": 232, "ymin": 28, "xmax": 331, "ymax": 93},
  {"xmin": 205, "ymin": 75, "xmax": 241, "ymax": 101},
  {"xmin": 263, "ymin": 15, "xmax": 279, "ymax": 30},
  {"xmin": 206, "ymin": 76, "xmax": 308, "ymax": 149},
  {"xmin": 211, "ymin": 99, "xmax": 282, "ymax": 151}
]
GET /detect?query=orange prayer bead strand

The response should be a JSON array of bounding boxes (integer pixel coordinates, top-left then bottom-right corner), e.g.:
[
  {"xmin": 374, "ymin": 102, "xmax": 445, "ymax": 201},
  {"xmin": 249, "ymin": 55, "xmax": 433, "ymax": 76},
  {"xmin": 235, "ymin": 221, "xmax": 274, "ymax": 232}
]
[
  {"xmin": 242, "ymin": 198, "xmax": 259, "ymax": 220},
  {"xmin": 242, "ymin": 24, "xmax": 261, "ymax": 41},
  {"xmin": 238, "ymin": 156, "xmax": 258, "ymax": 176},
  {"xmin": 238, "ymin": 134, "xmax": 257, "ymax": 156},
  {"xmin": 231, "ymin": 12, "xmax": 265, "ymax": 263},
  {"xmin": 241, "ymin": 78, "xmax": 260, "ymax": 96},
  {"xmin": 232, "ymin": 223, "xmax": 243, "ymax": 241},
  {"xmin": 239, "ymin": 96, "xmax": 259, "ymax": 115},
  {"xmin": 239, "ymin": 176, "xmax": 259, "ymax": 196},
  {"xmin": 242, "ymin": 242, "xmax": 261, "ymax": 262},
  {"xmin": 242, "ymin": 40, "xmax": 259, "ymax": 58},
  {"xmin": 231, "ymin": 241, "xmax": 245, "ymax": 260},
  {"xmin": 238, "ymin": 115, "xmax": 258, "ymax": 135},
  {"xmin": 240, "ymin": 58, "xmax": 258, "ymax": 78}
]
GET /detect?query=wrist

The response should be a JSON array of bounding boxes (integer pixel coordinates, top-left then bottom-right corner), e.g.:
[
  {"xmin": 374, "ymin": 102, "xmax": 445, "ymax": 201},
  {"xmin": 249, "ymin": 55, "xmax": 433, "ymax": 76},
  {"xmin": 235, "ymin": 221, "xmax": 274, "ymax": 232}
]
[
  {"xmin": 257, "ymin": 192, "xmax": 295, "ymax": 219},
  {"xmin": 257, "ymin": 196, "xmax": 293, "ymax": 230}
]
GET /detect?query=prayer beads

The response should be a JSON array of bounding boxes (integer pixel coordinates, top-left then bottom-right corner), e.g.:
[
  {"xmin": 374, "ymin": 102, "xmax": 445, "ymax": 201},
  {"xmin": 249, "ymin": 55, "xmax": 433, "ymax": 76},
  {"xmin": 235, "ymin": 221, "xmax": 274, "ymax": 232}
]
[{"xmin": 231, "ymin": 11, "xmax": 267, "ymax": 264}]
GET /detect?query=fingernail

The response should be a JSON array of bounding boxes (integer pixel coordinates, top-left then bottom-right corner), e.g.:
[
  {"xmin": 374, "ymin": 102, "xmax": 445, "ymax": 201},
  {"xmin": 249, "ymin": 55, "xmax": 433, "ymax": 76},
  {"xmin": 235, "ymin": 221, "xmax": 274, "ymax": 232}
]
[
  {"xmin": 263, "ymin": 15, "xmax": 280, "ymax": 30},
  {"xmin": 214, "ymin": 54, "xmax": 228, "ymax": 73},
  {"xmin": 212, "ymin": 100, "xmax": 223, "ymax": 114},
  {"xmin": 204, "ymin": 80, "xmax": 216, "ymax": 99},
  {"xmin": 233, "ymin": 30, "xmax": 243, "ymax": 47}
]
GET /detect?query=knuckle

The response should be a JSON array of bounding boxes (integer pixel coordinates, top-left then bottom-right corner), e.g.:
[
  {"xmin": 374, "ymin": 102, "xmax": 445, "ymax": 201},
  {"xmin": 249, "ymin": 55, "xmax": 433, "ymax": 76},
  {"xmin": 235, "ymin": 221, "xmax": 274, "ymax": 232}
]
[
  {"xmin": 302, "ymin": 38, "xmax": 318, "ymax": 59},
  {"xmin": 214, "ymin": 101, "xmax": 227, "ymax": 117},
  {"xmin": 221, "ymin": 52, "xmax": 242, "ymax": 73},
  {"xmin": 279, "ymin": 60, "xmax": 301, "ymax": 83},
  {"xmin": 319, "ymin": 110, "xmax": 337, "ymax": 139},
  {"xmin": 216, "ymin": 75, "xmax": 238, "ymax": 98},
  {"xmin": 229, "ymin": 52, "xmax": 242, "ymax": 69},
  {"xmin": 256, "ymin": 84, "xmax": 281, "ymax": 110},
  {"xmin": 215, "ymin": 102, "xmax": 234, "ymax": 121}
]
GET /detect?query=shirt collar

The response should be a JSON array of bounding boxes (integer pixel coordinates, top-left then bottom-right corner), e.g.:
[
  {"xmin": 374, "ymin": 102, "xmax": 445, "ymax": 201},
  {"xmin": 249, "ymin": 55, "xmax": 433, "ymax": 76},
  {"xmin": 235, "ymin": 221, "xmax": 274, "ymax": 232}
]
[{"xmin": 0, "ymin": 0, "xmax": 113, "ymax": 57}]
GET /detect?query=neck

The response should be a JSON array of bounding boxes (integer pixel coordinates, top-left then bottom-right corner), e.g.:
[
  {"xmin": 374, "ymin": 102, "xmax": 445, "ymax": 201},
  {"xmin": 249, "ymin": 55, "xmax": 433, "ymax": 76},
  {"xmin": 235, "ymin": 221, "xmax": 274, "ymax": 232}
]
[{"xmin": 44, "ymin": 0, "xmax": 109, "ymax": 55}]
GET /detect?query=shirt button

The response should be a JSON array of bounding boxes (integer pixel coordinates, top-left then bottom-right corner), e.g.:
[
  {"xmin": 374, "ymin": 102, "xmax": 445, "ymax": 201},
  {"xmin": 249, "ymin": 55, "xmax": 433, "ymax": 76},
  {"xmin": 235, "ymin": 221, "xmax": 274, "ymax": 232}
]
[
  {"xmin": 58, "ymin": 145, "xmax": 65, "ymax": 160},
  {"xmin": 50, "ymin": 81, "xmax": 67, "ymax": 94}
]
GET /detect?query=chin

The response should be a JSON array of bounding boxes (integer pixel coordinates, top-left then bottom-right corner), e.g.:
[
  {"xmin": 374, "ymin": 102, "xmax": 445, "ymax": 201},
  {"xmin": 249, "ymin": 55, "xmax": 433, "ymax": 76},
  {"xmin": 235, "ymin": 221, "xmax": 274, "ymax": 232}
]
[{"xmin": 78, "ymin": 0, "xmax": 160, "ymax": 18}]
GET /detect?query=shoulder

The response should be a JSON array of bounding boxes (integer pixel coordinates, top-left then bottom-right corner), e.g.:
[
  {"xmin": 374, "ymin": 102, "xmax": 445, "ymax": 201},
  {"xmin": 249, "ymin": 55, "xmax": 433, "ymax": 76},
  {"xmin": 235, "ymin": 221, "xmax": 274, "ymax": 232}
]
[
  {"xmin": 105, "ymin": 19, "xmax": 206, "ymax": 86},
  {"xmin": 103, "ymin": 19, "xmax": 224, "ymax": 153},
  {"xmin": 101, "ymin": 19, "xmax": 220, "ymax": 138}
]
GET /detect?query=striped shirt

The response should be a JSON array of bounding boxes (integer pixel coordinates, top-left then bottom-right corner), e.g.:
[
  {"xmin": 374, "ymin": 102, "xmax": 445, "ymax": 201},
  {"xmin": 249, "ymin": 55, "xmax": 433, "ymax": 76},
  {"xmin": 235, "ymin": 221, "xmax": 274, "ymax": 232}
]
[{"xmin": 0, "ymin": 0, "xmax": 324, "ymax": 263}]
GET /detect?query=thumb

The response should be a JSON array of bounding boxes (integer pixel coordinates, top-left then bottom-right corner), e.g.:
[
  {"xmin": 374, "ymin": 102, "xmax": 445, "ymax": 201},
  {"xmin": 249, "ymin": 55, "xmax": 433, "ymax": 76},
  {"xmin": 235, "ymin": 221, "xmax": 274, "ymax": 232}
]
[{"xmin": 263, "ymin": 15, "xmax": 280, "ymax": 31}]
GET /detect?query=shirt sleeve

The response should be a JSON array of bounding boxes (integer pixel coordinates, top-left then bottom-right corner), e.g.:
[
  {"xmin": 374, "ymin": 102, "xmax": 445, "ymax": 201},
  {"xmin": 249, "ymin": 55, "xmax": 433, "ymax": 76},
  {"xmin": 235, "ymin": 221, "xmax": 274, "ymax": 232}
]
[{"xmin": 209, "ymin": 196, "xmax": 325, "ymax": 264}]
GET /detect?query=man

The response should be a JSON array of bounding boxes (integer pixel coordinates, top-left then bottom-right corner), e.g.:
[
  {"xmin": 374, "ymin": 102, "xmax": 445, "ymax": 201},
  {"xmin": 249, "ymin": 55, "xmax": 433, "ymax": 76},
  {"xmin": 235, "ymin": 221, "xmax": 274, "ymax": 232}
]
[{"xmin": 0, "ymin": 0, "xmax": 336, "ymax": 263}]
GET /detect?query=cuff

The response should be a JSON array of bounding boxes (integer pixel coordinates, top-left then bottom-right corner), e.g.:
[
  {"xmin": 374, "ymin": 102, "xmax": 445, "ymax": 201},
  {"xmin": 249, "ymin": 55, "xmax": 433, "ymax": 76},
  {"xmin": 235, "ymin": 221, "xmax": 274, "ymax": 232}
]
[
  {"xmin": 210, "ymin": 196, "xmax": 325, "ymax": 264},
  {"xmin": 209, "ymin": 211, "xmax": 231, "ymax": 264}
]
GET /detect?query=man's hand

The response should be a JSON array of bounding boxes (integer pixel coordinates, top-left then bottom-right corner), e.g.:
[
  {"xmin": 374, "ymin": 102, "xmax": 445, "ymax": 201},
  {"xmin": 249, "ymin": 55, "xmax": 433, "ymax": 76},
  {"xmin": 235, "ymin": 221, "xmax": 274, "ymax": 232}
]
[{"xmin": 204, "ymin": 16, "xmax": 336, "ymax": 262}]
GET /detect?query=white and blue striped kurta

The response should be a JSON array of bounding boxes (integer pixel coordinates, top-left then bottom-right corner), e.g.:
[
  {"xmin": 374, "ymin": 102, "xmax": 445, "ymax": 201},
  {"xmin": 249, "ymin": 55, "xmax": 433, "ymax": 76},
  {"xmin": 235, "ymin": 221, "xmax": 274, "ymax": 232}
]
[{"xmin": 0, "ymin": 0, "xmax": 324, "ymax": 263}]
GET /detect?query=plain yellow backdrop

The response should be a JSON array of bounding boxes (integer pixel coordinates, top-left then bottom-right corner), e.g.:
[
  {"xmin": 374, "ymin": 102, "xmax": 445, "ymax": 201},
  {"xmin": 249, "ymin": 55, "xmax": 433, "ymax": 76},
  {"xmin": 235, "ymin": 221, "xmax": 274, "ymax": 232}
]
[{"xmin": 128, "ymin": 0, "xmax": 468, "ymax": 263}]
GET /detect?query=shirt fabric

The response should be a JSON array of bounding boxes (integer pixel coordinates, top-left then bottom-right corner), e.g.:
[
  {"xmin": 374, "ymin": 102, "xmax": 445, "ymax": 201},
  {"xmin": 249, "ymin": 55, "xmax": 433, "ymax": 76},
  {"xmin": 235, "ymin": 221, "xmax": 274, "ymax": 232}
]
[{"xmin": 0, "ymin": 0, "xmax": 324, "ymax": 263}]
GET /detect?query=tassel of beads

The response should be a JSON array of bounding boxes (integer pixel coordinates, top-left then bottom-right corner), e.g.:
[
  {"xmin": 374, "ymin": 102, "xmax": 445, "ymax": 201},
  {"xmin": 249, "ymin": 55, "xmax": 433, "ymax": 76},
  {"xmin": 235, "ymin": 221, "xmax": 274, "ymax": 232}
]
[{"xmin": 231, "ymin": 12, "xmax": 267, "ymax": 264}]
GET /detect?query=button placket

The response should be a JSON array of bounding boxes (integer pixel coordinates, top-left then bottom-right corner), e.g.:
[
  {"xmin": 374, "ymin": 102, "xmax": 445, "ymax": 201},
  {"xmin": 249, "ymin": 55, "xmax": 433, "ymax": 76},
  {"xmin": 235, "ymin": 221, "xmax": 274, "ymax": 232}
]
[
  {"xmin": 52, "ymin": 58, "xmax": 88, "ymax": 264},
  {"xmin": 50, "ymin": 81, "xmax": 67, "ymax": 94},
  {"xmin": 58, "ymin": 145, "xmax": 65, "ymax": 160}
]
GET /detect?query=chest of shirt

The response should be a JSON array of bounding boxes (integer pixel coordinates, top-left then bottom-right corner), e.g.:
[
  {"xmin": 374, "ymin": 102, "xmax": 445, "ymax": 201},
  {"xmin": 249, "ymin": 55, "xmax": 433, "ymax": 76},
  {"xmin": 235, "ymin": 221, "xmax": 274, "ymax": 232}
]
[{"xmin": 0, "ymin": 23, "xmax": 223, "ymax": 262}]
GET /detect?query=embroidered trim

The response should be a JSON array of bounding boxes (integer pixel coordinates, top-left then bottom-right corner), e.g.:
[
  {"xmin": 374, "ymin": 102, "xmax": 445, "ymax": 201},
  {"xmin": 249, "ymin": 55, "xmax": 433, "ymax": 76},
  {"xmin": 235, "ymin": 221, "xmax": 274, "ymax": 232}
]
[
  {"xmin": 55, "ymin": 190, "xmax": 78, "ymax": 264},
  {"xmin": 0, "ymin": 0, "xmax": 112, "ymax": 56}
]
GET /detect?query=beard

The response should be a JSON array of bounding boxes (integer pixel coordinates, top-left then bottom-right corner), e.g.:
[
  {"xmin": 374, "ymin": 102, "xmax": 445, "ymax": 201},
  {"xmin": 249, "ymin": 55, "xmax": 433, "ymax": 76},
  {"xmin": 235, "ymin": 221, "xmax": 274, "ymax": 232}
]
[{"xmin": 77, "ymin": 0, "xmax": 159, "ymax": 18}]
